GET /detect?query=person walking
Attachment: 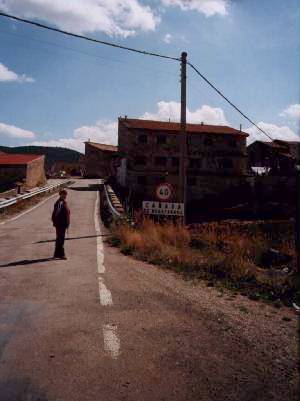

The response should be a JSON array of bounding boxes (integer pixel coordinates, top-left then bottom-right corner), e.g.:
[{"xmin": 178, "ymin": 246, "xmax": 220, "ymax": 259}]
[{"xmin": 51, "ymin": 189, "xmax": 70, "ymax": 259}]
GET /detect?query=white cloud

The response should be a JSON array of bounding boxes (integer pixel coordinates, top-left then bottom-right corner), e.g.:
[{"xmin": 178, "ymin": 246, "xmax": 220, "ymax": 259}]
[
  {"xmin": 163, "ymin": 33, "xmax": 173, "ymax": 43},
  {"xmin": 141, "ymin": 101, "xmax": 229, "ymax": 125},
  {"xmin": 1, "ymin": 0, "xmax": 159, "ymax": 37},
  {"xmin": 26, "ymin": 102, "xmax": 300, "ymax": 153},
  {"xmin": 0, "ymin": 62, "xmax": 34, "ymax": 83},
  {"xmin": 30, "ymin": 120, "xmax": 118, "ymax": 153},
  {"xmin": 245, "ymin": 122, "xmax": 299, "ymax": 144},
  {"xmin": 0, "ymin": 122, "xmax": 36, "ymax": 138},
  {"xmin": 161, "ymin": 0, "xmax": 228, "ymax": 17},
  {"xmin": 280, "ymin": 104, "xmax": 300, "ymax": 120},
  {"xmin": 29, "ymin": 102, "xmax": 228, "ymax": 152}
]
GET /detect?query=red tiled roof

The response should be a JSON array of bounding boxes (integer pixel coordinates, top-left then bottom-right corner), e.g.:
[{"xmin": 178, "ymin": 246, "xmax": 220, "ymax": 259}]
[
  {"xmin": 85, "ymin": 142, "xmax": 118, "ymax": 152},
  {"xmin": 0, "ymin": 153, "xmax": 43, "ymax": 165},
  {"xmin": 120, "ymin": 118, "xmax": 249, "ymax": 137}
]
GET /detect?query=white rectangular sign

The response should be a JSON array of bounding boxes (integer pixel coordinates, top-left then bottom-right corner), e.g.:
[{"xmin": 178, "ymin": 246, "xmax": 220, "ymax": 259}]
[{"xmin": 143, "ymin": 201, "xmax": 184, "ymax": 216}]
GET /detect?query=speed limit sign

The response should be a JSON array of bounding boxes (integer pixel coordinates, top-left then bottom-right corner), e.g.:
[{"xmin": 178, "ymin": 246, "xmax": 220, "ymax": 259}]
[{"xmin": 155, "ymin": 182, "xmax": 173, "ymax": 201}]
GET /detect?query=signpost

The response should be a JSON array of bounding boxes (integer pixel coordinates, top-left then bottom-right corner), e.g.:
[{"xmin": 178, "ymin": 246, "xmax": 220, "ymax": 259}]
[
  {"xmin": 142, "ymin": 182, "xmax": 184, "ymax": 217},
  {"xmin": 143, "ymin": 201, "xmax": 184, "ymax": 216},
  {"xmin": 155, "ymin": 182, "xmax": 173, "ymax": 202}
]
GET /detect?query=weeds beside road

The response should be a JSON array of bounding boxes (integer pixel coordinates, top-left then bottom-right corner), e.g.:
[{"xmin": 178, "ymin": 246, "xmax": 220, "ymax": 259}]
[{"xmin": 109, "ymin": 218, "xmax": 298, "ymax": 306}]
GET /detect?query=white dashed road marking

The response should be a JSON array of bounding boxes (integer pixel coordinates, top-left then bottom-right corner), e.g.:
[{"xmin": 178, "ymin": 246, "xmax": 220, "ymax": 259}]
[
  {"xmin": 103, "ymin": 324, "xmax": 121, "ymax": 360},
  {"xmin": 94, "ymin": 189, "xmax": 121, "ymax": 359},
  {"xmin": 98, "ymin": 277, "xmax": 113, "ymax": 306}
]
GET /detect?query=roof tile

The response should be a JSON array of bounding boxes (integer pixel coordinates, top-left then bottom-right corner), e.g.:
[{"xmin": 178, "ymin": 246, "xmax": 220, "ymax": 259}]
[
  {"xmin": 0, "ymin": 154, "xmax": 43, "ymax": 165},
  {"xmin": 120, "ymin": 118, "xmax": 248, "ymax": 137}
]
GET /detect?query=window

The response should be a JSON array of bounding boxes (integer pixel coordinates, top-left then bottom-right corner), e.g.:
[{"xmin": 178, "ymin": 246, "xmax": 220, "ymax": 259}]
[
  {"xmin": 172, "ymin": 157, "xmax": 179, "ymax": 167},
  {"xmin": 219, "ymin": 159, "xmax": 233, "ymax": 169},
  {"xmin": 138, "ymin": 134, "xmax": 148, "ymax": 144},
  {"xmin": 157, "ymin": 135, "xmax": 167, "ymax": 145},
  {"xmin": 229, "ymin": 138, "xmax": 237, "ymax": 148},
  {"xmin": 137, "ymin": 176, "xmax": 147, "ymax": 185},
  {"xmin": 134, "ymin": 156, "xmax": 147, "ymax": 166},
  {"xmin": 154, "ymin": 176, "xmax": 166, "ymax": 184},
  {"xmin": 189, "ymin": 159, "xmax": 202, "ymax": 169},
  {"xmin": 187, "ymin": 176, "xmax": 197, "ymax": 186},
  {"xmin": 155, "ymin": 156, "xmax": 167, "ymax": 166},
  {"xmin": 204, "ymin": 137, "xmax": 213, "ymax": 146}
]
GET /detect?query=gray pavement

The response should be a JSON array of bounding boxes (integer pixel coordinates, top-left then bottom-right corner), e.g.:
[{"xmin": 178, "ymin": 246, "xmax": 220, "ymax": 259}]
[{"xmin": 0, "ymin": 179, "xmax": 298, "ymax": 401}]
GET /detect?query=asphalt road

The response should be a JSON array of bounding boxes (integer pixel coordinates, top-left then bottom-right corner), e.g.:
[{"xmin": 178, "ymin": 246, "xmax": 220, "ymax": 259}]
[{"xmin": 0, "ymin": 179, "xmax": 298, "ymax": 401}]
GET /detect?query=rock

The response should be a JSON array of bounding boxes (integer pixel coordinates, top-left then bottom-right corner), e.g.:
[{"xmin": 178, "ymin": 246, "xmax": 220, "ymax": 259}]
[
  {"xmin": 260, "ymin": 248, "xmax": 293, "ymax": 268},
  {"xmin": 248, "ymin": 293, "xmax": 260, "ymax": 301},
  {"xmin": 274, "ymin": 299, "xmax": 282, "ymax": 308}
]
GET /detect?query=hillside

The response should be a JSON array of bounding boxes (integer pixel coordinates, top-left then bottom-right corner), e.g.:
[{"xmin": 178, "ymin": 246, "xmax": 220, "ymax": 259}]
[{"xmin": 0, "ymin": 145, "xmax": 83, "ymax": 170}]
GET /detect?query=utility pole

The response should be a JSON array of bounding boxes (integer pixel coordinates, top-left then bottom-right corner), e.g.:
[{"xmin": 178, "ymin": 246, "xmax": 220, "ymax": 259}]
[
  {"xmin": 296, "ymin": 144, "xmax": 300, "ymax": 273},
  {"xmin": 179, "ymin": 51, "xmax": 187, "ymax": 225}
]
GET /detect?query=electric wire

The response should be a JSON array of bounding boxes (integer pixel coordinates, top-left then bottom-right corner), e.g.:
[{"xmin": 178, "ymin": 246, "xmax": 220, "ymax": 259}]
[
  {"xmin": 0, "ymin": 11, "xmax": 274, "ymax": 141},
  {"xmin": 0, "ymin": 28, "xmax": 179, "ymax": 78},
  {"xmin": 0, "ymin": 11, "xmax": 180, "ymax": 62},
  {"xmin": 188, "ymin": 62, "xmax": 274, "ymax": 141}
]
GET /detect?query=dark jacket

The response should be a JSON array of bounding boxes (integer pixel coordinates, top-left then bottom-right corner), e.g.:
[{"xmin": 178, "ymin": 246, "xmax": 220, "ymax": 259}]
[{"xmin": 52, "ymin": 199, "xmax": 70, "ymax": 227}]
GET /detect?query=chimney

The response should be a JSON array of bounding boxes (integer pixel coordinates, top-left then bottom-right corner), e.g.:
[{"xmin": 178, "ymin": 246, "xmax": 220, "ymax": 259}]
[
  {"xmin": 240, "ymin": 124, "xmax": 242, "ymax": 131},
  {"xmin": 125, "ymin": 115, "xmax": 128, "ymax": 120},
  {"xmin": 201, "ymin": 121, "xmax": 204, "ymax": 125}
]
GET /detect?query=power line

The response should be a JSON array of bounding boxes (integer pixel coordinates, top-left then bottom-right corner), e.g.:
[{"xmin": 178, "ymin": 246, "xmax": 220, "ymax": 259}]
[
  {"xmin": 188, "ymin": 61, "xmax": 274, "ymax": 141},
  {"xmin": 0, "ymin": 11, "xmax": 180, "ymax": 62},
  {"xmin": 0, "ymin": 11, "xmax": 274, "ymax": 141},
  {"xmin": 0, "ymin": 28, "xmax": 179, "ymax": 78}
]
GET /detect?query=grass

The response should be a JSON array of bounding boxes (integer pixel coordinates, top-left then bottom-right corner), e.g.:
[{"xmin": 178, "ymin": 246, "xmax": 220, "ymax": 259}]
[{"xmin": 109, "ymin": 218, "xmax": 297, "ymax": 305}]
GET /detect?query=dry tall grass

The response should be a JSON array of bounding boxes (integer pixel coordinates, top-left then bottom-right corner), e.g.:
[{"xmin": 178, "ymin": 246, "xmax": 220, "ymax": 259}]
[{"xmin": 110, "ymin": 218, "xmax": 296, "ymax": 302}]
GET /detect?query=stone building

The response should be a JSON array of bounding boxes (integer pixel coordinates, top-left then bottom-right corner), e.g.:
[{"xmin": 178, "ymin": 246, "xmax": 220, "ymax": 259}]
[
  {"xmin": 118, "ymin": 117, "xmax": 249, "ymax": 203},
  {"xmin": 0, "ymin": 153, "xmax": 46, "ymax": 191},
  {"xmin": 84, "ymin": 141, "xmax": 118, "ymax": 178},
  {"xmin": 248, "ymin": 140, "xmax": 299, "ymax": 175}
]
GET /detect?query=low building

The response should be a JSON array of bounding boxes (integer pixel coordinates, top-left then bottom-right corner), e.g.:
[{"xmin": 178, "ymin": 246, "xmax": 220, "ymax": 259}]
[
  {"xmin": 248, "ymin": 140, "xmax": 299, "ymax": 175},
  {"xmin": 84, "ymin": 141, "xmax": 118, "ymax": 178},
  {"xmin": 50, "ymin": 157, "xmax": 85, "ymax": 177},
  {"xmin": 117, "ymin": 117, "xmax": 249, "ymax": 204},
  {"xmin": 0, "ymin": 153, "xmax": 46, "ymax": 191}
]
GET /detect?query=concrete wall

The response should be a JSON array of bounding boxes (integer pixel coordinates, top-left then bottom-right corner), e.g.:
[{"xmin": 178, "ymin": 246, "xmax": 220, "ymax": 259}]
[
  {"xmin": 118, "ymin": 120, "xmax": 248, "ymax": 202},
  {"xmin": 26, "ymin": 156, "xmax": 46, "ymax": 188}
]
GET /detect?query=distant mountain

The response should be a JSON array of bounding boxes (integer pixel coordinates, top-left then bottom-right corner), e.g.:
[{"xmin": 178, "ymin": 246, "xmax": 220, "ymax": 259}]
[{"xmin": 0, "ymin": 145, "xmax": 83, "ymax": 170}]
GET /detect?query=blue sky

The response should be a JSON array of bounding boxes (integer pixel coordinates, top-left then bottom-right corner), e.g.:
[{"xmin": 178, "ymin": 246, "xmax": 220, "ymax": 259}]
[{"xmin": 0, "ymin": 0, "xmax": 299, "ymax": 152}]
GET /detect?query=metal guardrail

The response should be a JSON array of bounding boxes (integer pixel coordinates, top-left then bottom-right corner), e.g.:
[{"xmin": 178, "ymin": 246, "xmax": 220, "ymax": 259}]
[
  {"xmin": 103, "ymin": 184, "xmax": 123, "ymax": 219},
  {"xmin": 0, "ymin": 180, "xmax": 73, "ymax": 210}
]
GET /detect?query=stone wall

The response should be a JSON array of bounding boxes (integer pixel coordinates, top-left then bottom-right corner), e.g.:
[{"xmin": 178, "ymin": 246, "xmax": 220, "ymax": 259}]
[
  {"xmin": 85, "ymin": 143, "xmax": 115, "ymax": 178},
  {"xmin": 118, "ymin": 119, "xmax": 248, "ymax": 203}
]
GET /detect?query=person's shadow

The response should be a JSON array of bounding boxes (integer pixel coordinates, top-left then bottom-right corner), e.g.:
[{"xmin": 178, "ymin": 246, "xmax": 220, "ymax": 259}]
[{"xmin": 0, "ymin": 258, "xmax": 54, "ymax": 268}]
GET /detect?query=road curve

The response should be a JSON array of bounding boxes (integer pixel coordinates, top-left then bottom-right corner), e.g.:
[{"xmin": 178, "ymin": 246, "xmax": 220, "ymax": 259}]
[{"xmin": 0, "ymin": 179, "xmax": 298, "ymax": 401}]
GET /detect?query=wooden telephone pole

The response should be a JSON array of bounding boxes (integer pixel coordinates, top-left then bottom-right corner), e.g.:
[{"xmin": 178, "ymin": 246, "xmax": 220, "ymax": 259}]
[
  {"xmin": 296, "ymin": 145, "xmax": 300, "ymax": 273},
  {"xmin": 179, "ymin": 51, "xmax": 187, "ymax": 224}
]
